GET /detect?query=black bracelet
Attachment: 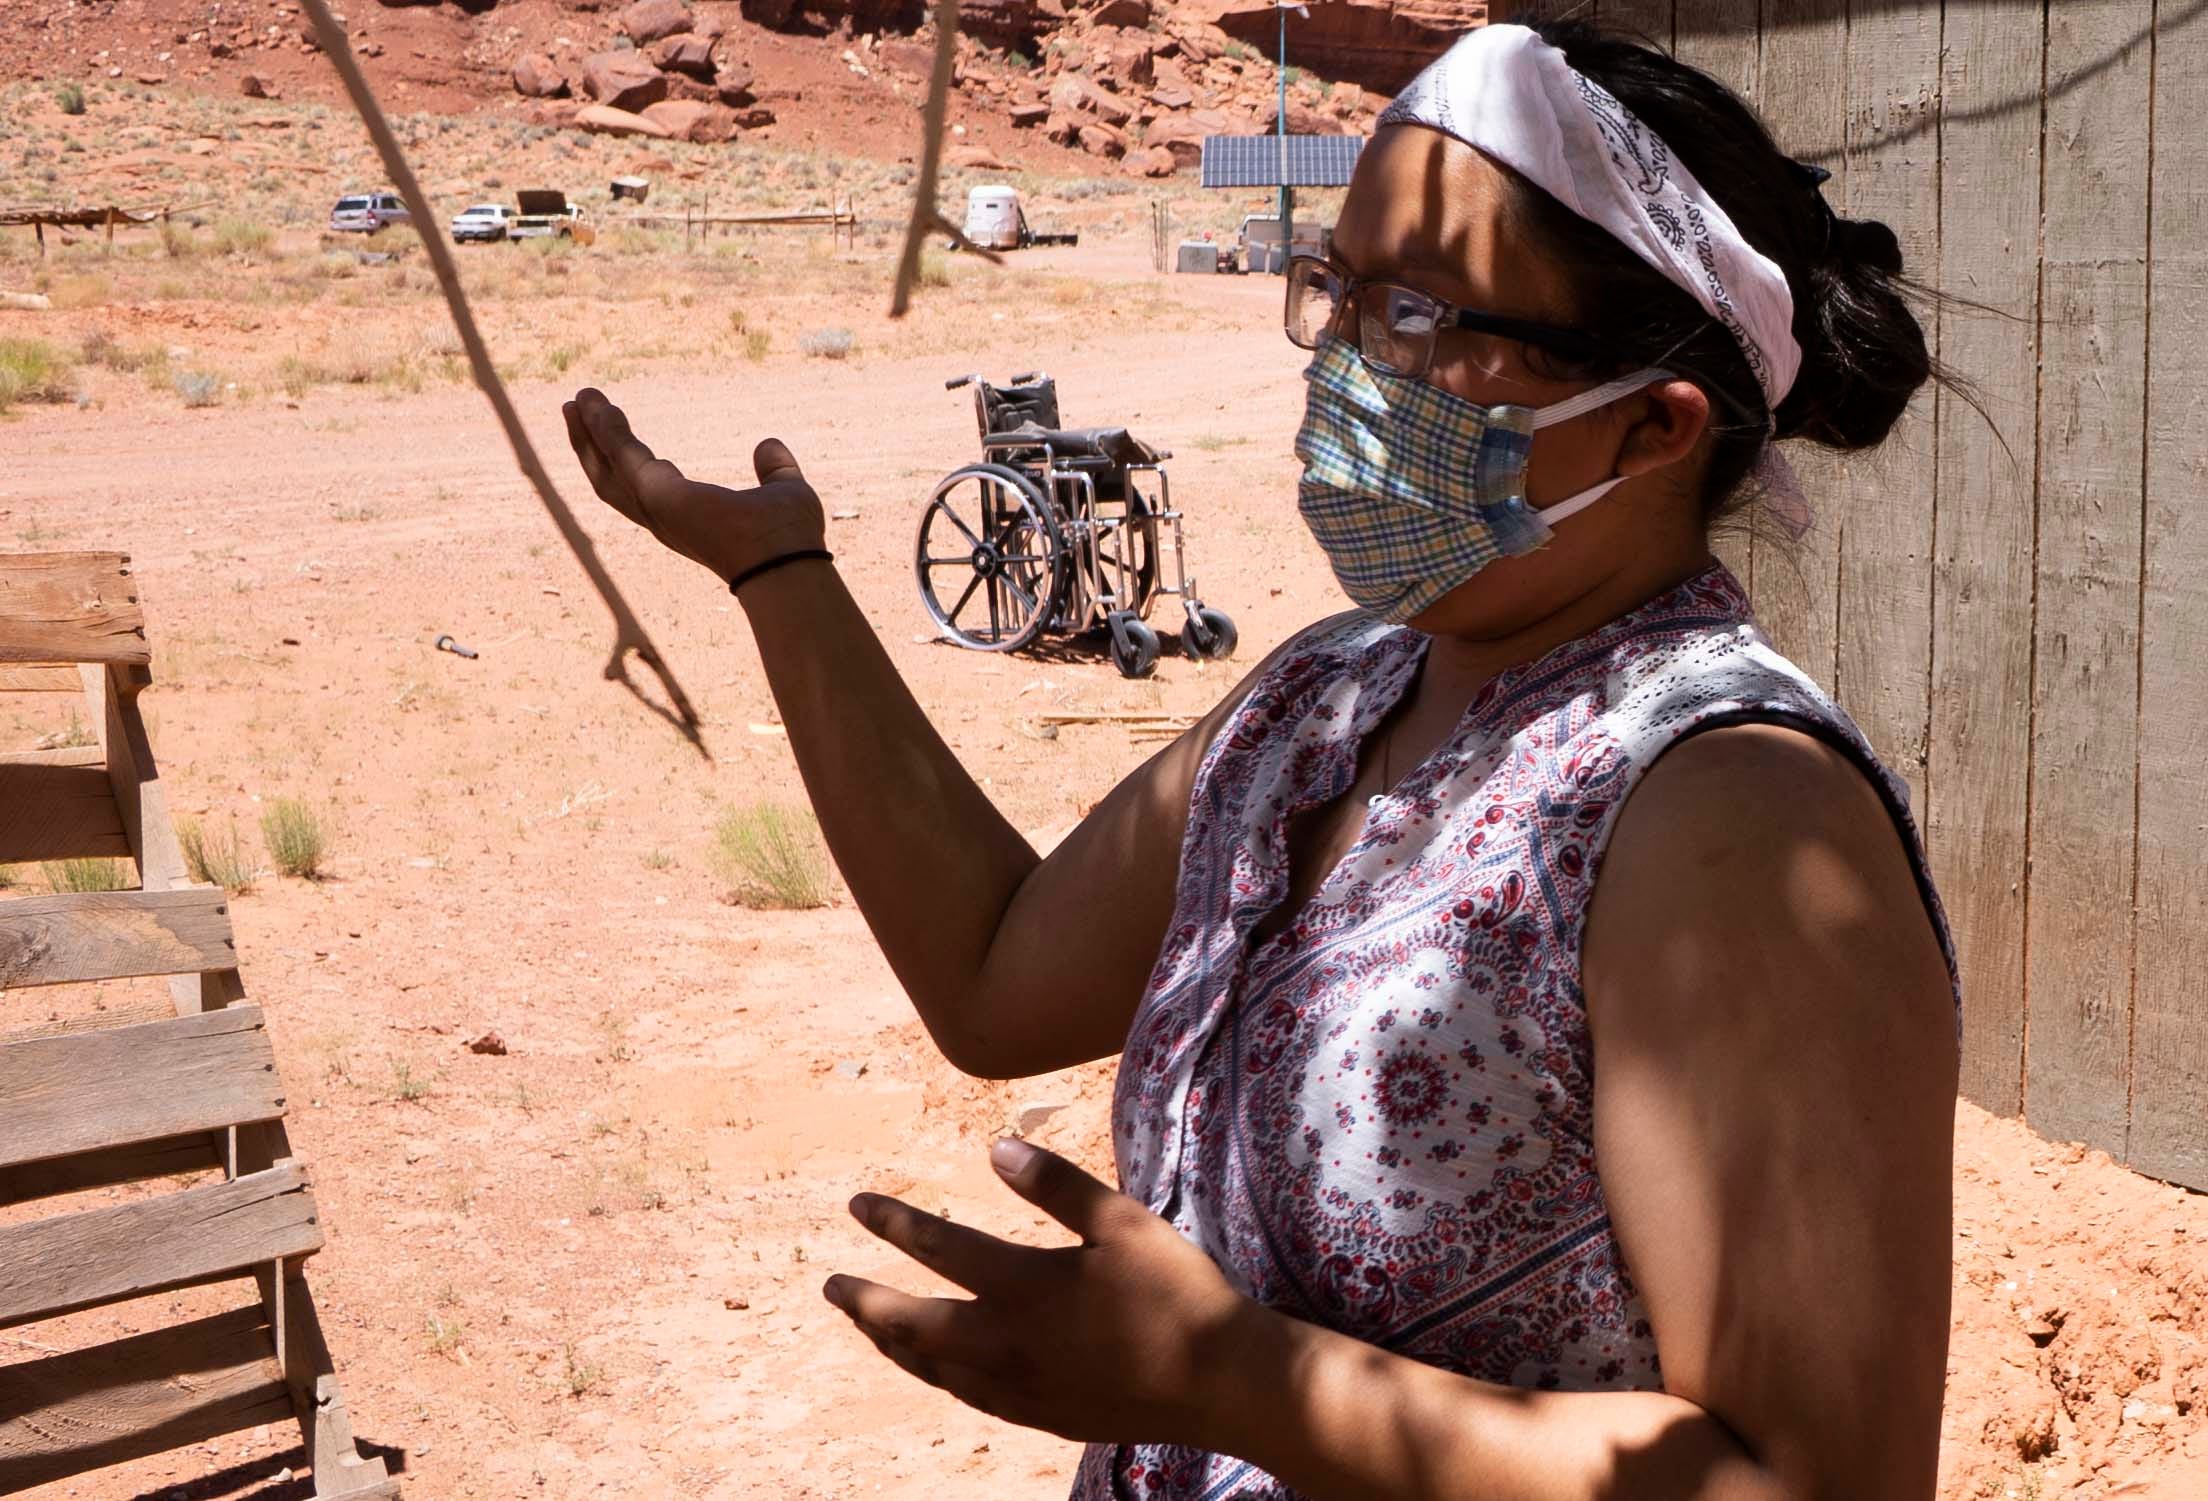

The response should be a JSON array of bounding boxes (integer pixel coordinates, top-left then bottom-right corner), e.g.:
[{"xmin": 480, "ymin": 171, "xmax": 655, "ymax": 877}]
[{"xmin": 727, "ymin": 549, "xmax": 834, "ymax": 595}]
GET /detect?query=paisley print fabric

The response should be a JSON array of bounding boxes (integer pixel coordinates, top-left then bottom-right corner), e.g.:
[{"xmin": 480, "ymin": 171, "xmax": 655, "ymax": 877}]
[{"xmin": 1070, "ymin": 564, "xmax": 1957, "ymax": 1500}]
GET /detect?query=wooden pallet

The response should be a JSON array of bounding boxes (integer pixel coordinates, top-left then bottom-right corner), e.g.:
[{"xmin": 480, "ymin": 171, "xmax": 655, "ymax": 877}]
[{"xmin": 0, "ymin": 553, "xmax": 395, "ymax": 1498}]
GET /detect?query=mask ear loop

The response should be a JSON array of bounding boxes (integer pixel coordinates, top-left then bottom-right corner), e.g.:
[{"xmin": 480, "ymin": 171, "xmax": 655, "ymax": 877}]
[{"xmin": 1523, "ymin": 369, "xmax": 1670, "ymax": 524}]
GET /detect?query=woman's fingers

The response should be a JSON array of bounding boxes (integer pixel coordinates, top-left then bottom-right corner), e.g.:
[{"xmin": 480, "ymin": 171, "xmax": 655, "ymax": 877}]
[
  {"xmin": 753, "ymin": 436, "xmax": 806, "ymax": 487},
  {"xmin": 562, "ymin": 391, "xmax": 652, "ymax": 528},
  {"xmin": 823, "ymin": 1275, "xmax": 989, "ymax": 1360},
  {"xmin": 847, "ymin": 1194, "xmax": 1028, "ymax": 1295}
]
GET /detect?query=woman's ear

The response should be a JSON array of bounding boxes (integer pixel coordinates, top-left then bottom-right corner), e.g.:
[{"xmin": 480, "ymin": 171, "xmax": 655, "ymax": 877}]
[{"xmin": 1615, "ymin": 379, "xmax": 1711, "ymax": 478}]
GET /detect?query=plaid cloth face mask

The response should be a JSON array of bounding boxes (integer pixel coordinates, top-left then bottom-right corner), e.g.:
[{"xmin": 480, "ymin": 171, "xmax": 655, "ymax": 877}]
[{"xmin": 1294, "ymin": 334, "xmax": 1667, "ymax": 623}]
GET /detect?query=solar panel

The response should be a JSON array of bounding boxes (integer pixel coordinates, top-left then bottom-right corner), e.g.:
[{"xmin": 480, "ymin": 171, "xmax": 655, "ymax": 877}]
[{"xmin": 1200, "ymin": 134, "xmax": 1366, "ymax": 189}]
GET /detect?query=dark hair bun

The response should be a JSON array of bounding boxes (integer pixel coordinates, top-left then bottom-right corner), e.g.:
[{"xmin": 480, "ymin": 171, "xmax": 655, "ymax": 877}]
[
  {"xmin": 1773, "ymin": 214, "xmax": 1928, "ymax": 450},
  {"xmin": 1833, "ymin": 216, "xmax": 1904, "ymax": 277}
]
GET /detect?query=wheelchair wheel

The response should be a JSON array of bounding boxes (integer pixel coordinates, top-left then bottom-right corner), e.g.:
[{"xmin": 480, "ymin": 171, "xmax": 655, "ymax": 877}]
[
  {"xmin": 916, "ymin": 464, "xmax": 1068, "ymax": 653},
  {"xmin": 1180, "ymin": 606, "xmax": 1239, "ymax": 662},
  {"xmin": 1107, "ymin": 611, "xmax": 1161, "ymax": 679}
]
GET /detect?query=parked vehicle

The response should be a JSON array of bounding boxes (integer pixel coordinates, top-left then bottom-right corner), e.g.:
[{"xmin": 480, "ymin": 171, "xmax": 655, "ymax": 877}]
[
  {"xmin": 507, "ymin": 188, "xmax": 592, "ymax": 243},
  {"xmin": 449, "ymin": 204, "xmax": 515, "ymax": 244},
  {"xmin": 329, "ymin": 192, "xmax": 410, "ymax": 234}
]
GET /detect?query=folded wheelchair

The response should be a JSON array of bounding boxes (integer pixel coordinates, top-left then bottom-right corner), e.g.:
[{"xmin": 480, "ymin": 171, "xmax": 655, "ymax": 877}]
[{"xmin": 915, "ymin": 370, "xmax": 1237, "ymax": 679}]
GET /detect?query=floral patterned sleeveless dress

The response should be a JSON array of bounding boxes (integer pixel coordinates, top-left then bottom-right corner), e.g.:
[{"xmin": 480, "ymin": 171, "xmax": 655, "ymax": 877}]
[{"xmin": 1070, "ymin": 564, "xmax": 1957, "ymax": 1500}]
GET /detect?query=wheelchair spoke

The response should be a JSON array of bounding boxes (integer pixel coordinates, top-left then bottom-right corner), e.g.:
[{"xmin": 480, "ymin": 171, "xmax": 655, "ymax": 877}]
[
  {"xmin": 922, "ymin": 556, "xmax": 974, "ymax": 568},
  {"xmin": 948, "ymin": 570, "xmax": 983, "ymax": 624},
  {"xmin": 939, "ymin": 505, "xmax": 985, "ymax": 551}
]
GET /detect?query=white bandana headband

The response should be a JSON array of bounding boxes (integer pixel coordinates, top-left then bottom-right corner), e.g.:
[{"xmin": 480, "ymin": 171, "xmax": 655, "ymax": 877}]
[{"xmin": 1380, "ymin": 24, "xmax": 1816, "ymax": 538}]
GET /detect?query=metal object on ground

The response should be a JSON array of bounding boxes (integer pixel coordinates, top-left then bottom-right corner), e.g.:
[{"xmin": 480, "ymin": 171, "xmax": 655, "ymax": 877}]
[{"xmin": 433, "ymin": 634, "xmax": 478, "ymax": 659}]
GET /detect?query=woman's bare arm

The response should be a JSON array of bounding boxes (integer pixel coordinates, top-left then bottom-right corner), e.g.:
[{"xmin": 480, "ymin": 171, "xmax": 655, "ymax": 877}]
[{"xmin": 564, "ymin": 389, "xmax": 1293, "ymax": 1078}]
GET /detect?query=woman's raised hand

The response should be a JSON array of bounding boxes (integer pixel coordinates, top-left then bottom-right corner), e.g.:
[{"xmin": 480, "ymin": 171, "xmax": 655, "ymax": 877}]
[{"xmin": 562, "ymin": 387, "xmax": 826, "ymax": 585}]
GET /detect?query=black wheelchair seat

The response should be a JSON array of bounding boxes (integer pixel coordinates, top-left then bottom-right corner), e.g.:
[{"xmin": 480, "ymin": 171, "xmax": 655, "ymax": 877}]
[{"xmin": 985, "ymin": 423, "xmax": 1166, "ymax": 467}]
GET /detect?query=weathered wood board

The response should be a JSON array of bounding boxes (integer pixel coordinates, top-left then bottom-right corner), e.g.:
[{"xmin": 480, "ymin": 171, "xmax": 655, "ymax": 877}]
[
  {"xmin": 0, "ymin": 1163, "xmax": 322, "ymax": 1329},
  {"xmin": 0, "ymin": 1005, "xmax": 281, "ymax": 1171},
  {"xmin": 2128, "ymin": 0, "xmax": 2208, "ymax": 1188},
  {"xmin": 0, "ymin": 759, "xmax": 130, "ymax": 864},
  {"xmin": 2023, "ymin": 0, "xmax": 2154, "ymax": 1160},
  {"xmin": 1929, "ymin": 0, "xmax": 2043, "ymax": 1115},
  {"xmin": 0, "ymin": 888, "xmax": 236, "ymax": 990},
  {"xmin": 0, "ymin": 1304, "xmax": 293, "ymax": 1494},
  {"xmin": 0, "ymin": 554, "xmax": 148, "ymax": 665}
]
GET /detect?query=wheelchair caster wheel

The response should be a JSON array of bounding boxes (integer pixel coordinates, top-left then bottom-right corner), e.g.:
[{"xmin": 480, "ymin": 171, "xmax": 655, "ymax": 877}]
[
  {"xmin": 1108, "ymin": 612, "xmax": 1160, "ymax": 679},
  {"xmin": 1180, "ymin": 606, "xmax": 1238, "ymax": 662}
]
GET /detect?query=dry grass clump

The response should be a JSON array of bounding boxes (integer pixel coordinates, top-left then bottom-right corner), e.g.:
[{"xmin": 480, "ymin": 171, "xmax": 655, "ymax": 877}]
[
  {"xmin": 710, "ymin": 803, "xmax": 832, "ymax": 909},
  {"xmin": 43, "ymin": 857, "xmax": 129, "ymax": 893},
  {"xmin": 260, "ymin": 797, "xmax": 327, "ymax": 878},
  {"xmin": 0, "ymin": 338, "xmax": 77, "ymax": 410},
  {"xmin": 180, "ymin": 818, "xmax": 257, "ymax": 893}
]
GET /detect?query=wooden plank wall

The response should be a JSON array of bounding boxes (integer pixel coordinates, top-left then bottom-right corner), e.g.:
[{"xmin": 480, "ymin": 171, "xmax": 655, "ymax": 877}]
[{"xmin": 1488, "ymin": 1, "xmax": 2208, "ymax": 1189}]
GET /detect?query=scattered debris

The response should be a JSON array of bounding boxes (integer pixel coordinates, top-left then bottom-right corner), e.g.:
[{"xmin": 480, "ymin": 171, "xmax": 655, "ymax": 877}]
[
  {"xmin": 466, "ymin": 1031, "xmax": 508, "ymax": 1056},
  {"xmin": 433, "ymin": 633, "xmax": 479, "ymax": 659},
  {"xmin": 1013, "ymin": 1100, "xmax": 1066, "ymax": 1136}
]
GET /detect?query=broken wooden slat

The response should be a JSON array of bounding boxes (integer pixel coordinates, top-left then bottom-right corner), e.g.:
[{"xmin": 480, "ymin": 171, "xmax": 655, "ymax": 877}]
[
  {"xmin": 0, "ymin": 1006, "xmax": 278, "ymax": 1172},
  {"xmin": 0, "ymin": 554, "xmax": 148, "ymax": 666},
  {"xmin": 0, "ymin": 665, "xmax": 80, "ymax": 692},
  {"xmin": 0, "ymin": 758, "xmax": 130, "ymax": 863},
  {"xmin": 0, "ymin": 888, "xmax": 236, "ymax": 990},
  {"xmin": 0, "ymin": 1131, "xmax": 222, "ymax": 1208},
  {"xmin": 0, "ymin": 745, "xmax": 105, "ymax": 768},
  {"xmin": 0, "ymin": 1163, "xmax": 322, "ymax": 1328},
  {"xmin": 0, "ymin": 1303, "xmax": 292, "ymax": 1494}
]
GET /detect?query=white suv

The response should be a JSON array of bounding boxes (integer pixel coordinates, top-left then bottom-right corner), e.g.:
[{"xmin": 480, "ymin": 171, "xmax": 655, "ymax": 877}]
[
  {"xmin": 329, "ymin": 192, "xmax": 410, "ymax": 233},
  {"xmin": 449, "ymin": 204, "xmax": 514, "ymax": 243}
]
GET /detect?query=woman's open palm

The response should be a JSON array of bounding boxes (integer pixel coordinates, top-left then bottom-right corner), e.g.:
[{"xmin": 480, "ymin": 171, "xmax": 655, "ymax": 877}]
[{"xmin": 562, "ymin": 386, "xmax": 826, "ymax": 583}]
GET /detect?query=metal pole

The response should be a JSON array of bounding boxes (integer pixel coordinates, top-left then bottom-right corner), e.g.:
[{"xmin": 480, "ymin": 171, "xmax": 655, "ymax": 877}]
[{"xmin": 1277, "ymin": 2, "xmax": 1289, "ymax": 238}]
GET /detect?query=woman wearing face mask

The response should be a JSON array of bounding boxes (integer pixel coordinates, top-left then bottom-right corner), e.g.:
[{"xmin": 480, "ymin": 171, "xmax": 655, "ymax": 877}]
[{"xmin": 564, "ymin": 20, "xmax": 1960, "ymax": 1500}]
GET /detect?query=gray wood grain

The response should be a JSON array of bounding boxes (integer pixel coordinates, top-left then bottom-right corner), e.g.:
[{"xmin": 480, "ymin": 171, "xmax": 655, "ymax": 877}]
[
  {"xmin": 0, "ymin": 759, "xmax": 130, "ymax": 864},
  {"xmin": 0, "ymin": 888, "xmax": 236, "ymax": 991},
  {"xmin": 1930, "ymin": 0, "xmax": 2043, "ymax": 1117},
  {"xmin": 0, "ymin": 1163, "xmax": 322, "ymax": 1328},
  {"xmin": 2025, "ymin": 0, "xmax": 2153, "ymax": 1158},
  {"xmin": 0, "ymin": 1303, "xmax": 290, "ymax": 1493},
  {"xmin": 0, "ymin": 1005, "xmax": 280, "ymax": 1172},
  {"xmin": 2128, "ymin": 0, "xmax": 2208, "ymax": 1187}
]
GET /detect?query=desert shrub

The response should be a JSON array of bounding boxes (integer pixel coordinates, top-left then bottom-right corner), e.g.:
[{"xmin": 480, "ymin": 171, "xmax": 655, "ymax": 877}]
[
  {"xmin": 261, "ymin": 797, "xmax": 327, "ymax": 878},
  {"xmin": 172, "ymin": 369, "xmax": 222, "ymax": 407},
  {"xmin": 711, "ymin": 803, "xmax": 831, "ymax": 909},
  {"xmin": 56, "ymin": 83, "xmax": 86, "ymax": 115},
  {"xmin": 47, "ymin": 274, "xmax": 110, "ymax": 310},
  {"xmin": 917, "ymin": 248, "xmax": 951, "ymax": 288},
  {"xmin": 179, "ymin": 818, "xmax": 256, "ymax": 893},
  {"xmin": 0, "ymin": 338, "xmax": 76, "ymax": 409},
  {"xmin": 80, "ymin": 329, "xmax": 163, "ymax": 374},
  {"xmin": 43, "ymin": 857, "xmax": 128, "ymax": 893},
  {"xmin": 160, "ymin": 221, "xmax": 203, "ymax": 258},
  {"xmin": 212, "ymin": 217, "xmax": 275, "ymax": 258},
  {"xmin": 799, "ymin": 326, "xmax": 853, "ymax": 360},
  {"xmin": 743, "ymin": 328, "xmax": 771, "ymax": 362}
]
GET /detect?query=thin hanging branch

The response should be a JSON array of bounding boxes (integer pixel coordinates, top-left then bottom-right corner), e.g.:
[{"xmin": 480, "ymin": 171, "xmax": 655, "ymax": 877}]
[
  {"xmin": 890, "ymin": 0, "xmax": 1005, "ymax": 317},
  {"xmin": 300, "ymin": 0, "xmax": 709, "ymax": 758}
]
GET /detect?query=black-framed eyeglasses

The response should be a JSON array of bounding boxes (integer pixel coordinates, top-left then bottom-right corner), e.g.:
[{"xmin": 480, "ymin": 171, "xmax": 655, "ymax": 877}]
[{"xmin": 1283, "ymin": 254, "xmax": 1611, "ymax": 382}]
